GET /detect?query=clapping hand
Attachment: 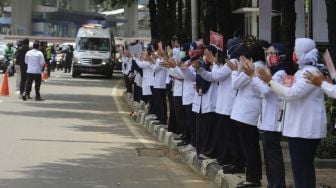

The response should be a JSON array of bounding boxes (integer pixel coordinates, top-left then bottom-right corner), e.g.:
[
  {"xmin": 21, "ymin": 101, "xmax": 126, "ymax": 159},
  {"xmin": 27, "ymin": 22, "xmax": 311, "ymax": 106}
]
[
  {"xmin": 257, "ymin": 68, "xmax": 272, "ymax": 84},
  {"xmin": 226, "ymin": 59, "xmax": 238, "ymax": 71},
  {"xmin": 240, "ymin": 56, "xmax": 255, "ymax": 77},
  {"xmin": 304, "ymin": 70, "xmax": 325, "ymax": 87}
]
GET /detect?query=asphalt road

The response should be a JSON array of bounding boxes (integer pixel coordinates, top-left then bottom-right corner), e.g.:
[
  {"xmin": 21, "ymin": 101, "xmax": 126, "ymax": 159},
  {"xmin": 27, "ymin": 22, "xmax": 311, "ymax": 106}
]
[{"xmin": 0, "ymin": 71, "xmax": 216, "ymax": 188}]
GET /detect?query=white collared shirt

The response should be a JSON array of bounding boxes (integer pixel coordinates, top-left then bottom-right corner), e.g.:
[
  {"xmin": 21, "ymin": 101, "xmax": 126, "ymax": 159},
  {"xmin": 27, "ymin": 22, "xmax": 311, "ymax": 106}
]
[
  {"xmin": 321, "ymin": 81, "xmax": 336, "ymax": 99},
  {"xmin": 270, "ymin": 66, "xmax": 327, "ymax": 139},
  {"xmin": 198, "ymin": 63, "xmax": 236, "ymax": 116},
  {"xmin": 230, "ymin": 61, "xmax": 265, "ymax": 126},
  {"xmin": 151, "ymin": 58, "xmax": 167, "ymax": 89},
  {"xmin": 25, "ymin": 49, "xmax": 45, "ymax": 74}
]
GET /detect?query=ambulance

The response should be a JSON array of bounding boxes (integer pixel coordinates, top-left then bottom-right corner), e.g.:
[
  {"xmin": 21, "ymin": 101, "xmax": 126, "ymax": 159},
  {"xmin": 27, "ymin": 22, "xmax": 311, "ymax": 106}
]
[{"xmin": 72, "ymin": 24, "xmax": 116, "ymax": 78}]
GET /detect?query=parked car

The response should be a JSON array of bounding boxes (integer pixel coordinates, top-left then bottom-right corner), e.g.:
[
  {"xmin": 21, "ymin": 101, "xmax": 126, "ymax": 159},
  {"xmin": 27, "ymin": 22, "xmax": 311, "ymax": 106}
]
[{"xmin": 0, "ymin": 42, "xmax": 7, "ymax": 73}]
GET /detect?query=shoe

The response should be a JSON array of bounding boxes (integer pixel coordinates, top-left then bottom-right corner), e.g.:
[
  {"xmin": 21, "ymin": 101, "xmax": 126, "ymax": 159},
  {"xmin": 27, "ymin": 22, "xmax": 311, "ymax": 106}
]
[
  {"xmin": 177, "ymin": 141, "xmax": 189, "ymax": 147},
  {"xmin": 174, "ymin": 136, "xmax": 183, "ymax": 140},
  {"xmin": 27, "ymin": 95, "xmax": 32, "ymax": 99},
  {"xmin": 198, "ymin": 154, "xmax": 210, "ymax": 160},
  {"xmin": 35, "ymin": 97, "xmax": 45, "ymax": 101},
  {"xmin": 222, "ymin": 164, "xmax": 232, "ymax": 171},
  {"xmin": 22, "ymin": 94, "xmax": 27, "ymax": 101},
  {"xmin": 236, "ymin": 181, "xmax": 261, "ymax": 188},
  {"xmin": 223, "ymin": 165, "xmax": 245, "ymax": 174}
]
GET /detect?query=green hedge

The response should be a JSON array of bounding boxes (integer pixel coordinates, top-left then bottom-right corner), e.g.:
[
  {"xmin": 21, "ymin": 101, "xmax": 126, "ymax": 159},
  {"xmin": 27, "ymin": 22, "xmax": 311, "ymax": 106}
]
[{"xmin": 316, "ymin": 97, "xmax": 336, "ymax": 159}]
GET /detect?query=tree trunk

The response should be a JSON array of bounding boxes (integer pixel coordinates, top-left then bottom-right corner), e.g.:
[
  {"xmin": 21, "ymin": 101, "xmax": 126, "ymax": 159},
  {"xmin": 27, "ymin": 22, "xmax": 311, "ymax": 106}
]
[
  {"xmin": 177, "ymin": 0, "xmax": 183, "ymax": 34},
  {"xmin": 167, "ymin": 0, "xmax": 177, "ymax": 42},
  {"xmin": 280, "ymin": 0, "xmax": 297, "ymax": 75},
  {"xmin": 326, "ymin": 0, "xmax": 336, "ymax": 64},
  {"xmin": 148, "ymin": 0, "xmax": 158, "ymax": 39},
  {"xmin": 184, "ymin": 0, "xmax": 192, "ymax": 41},
  {"xmin": 203, "ymin": 0, "xmax": 217, "ymax": 43},
  {"xmin": 157, "ymin": 0, "xmax": 169, "ymax": 44},
  {"xmin": 216, "ymin": 0, "xmax": 233, "ymax": 44}
]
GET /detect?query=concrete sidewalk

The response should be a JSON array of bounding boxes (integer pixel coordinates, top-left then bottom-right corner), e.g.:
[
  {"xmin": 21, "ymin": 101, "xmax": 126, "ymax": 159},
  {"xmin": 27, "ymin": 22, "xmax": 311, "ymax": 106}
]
[{"xmin": 123, "ymin": 95, "xmax": 336, "ymax": 188}]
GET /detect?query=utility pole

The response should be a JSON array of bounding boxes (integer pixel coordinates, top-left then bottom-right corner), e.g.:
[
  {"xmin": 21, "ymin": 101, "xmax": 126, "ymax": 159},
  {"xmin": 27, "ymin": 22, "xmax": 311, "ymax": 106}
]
[{"xmin": 191, "ymin": 0, "xmax": 198, "ymax": 40}]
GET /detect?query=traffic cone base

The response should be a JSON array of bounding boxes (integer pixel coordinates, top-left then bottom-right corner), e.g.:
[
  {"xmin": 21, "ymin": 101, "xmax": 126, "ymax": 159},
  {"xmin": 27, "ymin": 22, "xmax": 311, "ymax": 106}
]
[
  {"xmin": 1, "ymin": 72, "xmax": 9, "ymax": 96},
  {"xmin": 42, "ymin": 64, "xmax": 49, "ymax": 80}
]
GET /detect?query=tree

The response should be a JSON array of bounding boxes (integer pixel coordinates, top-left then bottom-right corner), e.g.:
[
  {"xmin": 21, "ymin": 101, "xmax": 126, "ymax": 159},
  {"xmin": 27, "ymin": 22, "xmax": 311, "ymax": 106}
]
[
  {"xmin": 148, "ymin": 0, "xmax": 158, "ymax": 39},
  {"xmin": 177, "ymin": 0, "xmax": 183, "ymax": 34},
  {"xmin": 203, "ymin": 0, "xmax": 217, "ymax": 43},
  {"xmin": 326, "ymin": 0, "xmax": 336, "ymax": 64},
  {"xmin": 279, "ymin": 0, "xmax": 297, "ymax": 75}
]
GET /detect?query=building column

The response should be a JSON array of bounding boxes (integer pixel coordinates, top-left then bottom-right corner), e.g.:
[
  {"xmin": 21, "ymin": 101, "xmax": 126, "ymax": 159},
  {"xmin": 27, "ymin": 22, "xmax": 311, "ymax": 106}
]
[
  {"xmin": 258, "ymin": 0, "xmax": 272, "ymax": 42},
  {"xmin": 124, "ymin": 2, "xmax": 138, "ymax": 38},
  {"xmin": 11, "ymin": 0, "xmax": 33, "ymax": 35}
]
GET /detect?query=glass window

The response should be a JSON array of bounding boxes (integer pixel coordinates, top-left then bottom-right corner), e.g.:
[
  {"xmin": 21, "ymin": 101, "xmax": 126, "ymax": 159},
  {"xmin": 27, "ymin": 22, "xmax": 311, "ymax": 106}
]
[{"xmin": 78, "ymin": 37, "xmax": 110, "ymax": 51}]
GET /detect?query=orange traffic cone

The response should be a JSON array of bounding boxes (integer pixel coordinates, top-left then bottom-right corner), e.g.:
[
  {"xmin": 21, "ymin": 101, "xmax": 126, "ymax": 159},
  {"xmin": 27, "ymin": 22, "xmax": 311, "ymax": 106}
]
[
  {"xmin": 0, "ymin": 72, "xmax": 9, "ymax": 96},
  {"xmin": 42, "ymin": 64, "xmax": 49, "ymax": 80}
]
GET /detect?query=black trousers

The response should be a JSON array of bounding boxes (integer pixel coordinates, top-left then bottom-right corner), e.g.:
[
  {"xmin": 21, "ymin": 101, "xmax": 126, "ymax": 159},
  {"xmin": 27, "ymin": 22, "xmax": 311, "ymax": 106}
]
[
  {"xmin": 185, "ymin": 104, "xmax": 196, "ymax": 147},
  {"xmin": 151, "ymin": 87, "xmax": 159, "ymax": 118},
  {"xmin": 215, "ymin": 114, "xmax": 229, "ymax": 165},
  {"xmin": 172, "ymin": 96, "xmax": 186, "ymax": 135},
  {"xmin": 143, "ymin": 94, "xmax": 155, "ymax": 114},
  {"xmin": 167, "ymin": 85, "xmax": 176, "ymax": 130},
  {"xmin": 288, "ymin": 137, "xmax": 320, "ymax": 188},
  {"xmin": 133, "ymin": 85, "xmax": 142, "ymax": 102},
  {"xmin": 224, "ymin": 117, "xmax": 245, "ymax": 168},
  {"xmin": 261, "ymin": 131, "xmax": 286, "ymax": 188},
  {"xmin": 124, "ymin": 74, "xmax": 133, "ymax": 93},
  {"xmin": 154, "ymin": 88, "xmax": 167, "ymax": 124},
  {"xmin": 24, "ymin": 73, "xmax": 42, "ymax": 98},
  {"xmin": 196, "ymin": 112, "xmax": 217, "ymax": 157},
  {"xmin": 19, "ymin": 66, "xmax": 27, "ymax": 95},
  {"xmin": 236, "ymin": 121, "xmax": 262, "ymax": 183}
]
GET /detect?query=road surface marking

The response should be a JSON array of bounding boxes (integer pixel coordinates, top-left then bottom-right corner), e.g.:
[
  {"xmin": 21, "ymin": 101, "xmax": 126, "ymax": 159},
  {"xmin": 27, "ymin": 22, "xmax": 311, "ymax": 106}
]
[{"xmin": 111, "ymin": 81, "xmax": 156, "ymax": 148}]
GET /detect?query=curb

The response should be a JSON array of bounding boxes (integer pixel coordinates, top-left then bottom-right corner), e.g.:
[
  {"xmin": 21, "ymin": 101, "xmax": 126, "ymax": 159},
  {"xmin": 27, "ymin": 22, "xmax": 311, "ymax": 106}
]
[{"xmin": 125, "ymin": 96, "xmax": 249, "ymax": 188}]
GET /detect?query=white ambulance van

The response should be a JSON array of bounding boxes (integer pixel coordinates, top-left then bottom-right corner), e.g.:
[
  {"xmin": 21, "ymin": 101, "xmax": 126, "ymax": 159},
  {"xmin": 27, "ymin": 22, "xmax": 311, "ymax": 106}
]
[{"xmin": 72, "ymin": 24, "xmax": 116, "ymax": 78}]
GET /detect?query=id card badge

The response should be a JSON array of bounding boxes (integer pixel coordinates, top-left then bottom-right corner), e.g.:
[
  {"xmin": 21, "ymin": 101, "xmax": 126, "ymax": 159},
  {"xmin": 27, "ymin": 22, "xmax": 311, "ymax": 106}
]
[
  {"xmin": 198, "ymin": 88, "xmax": 203, "ymax": 96},
  {"xmin": 282, "ymin": 75, "xmax": 294, "ymax": 87},
  {"xmin": 276, "ymin": 100, "xmax": 286, "ymax": 132}
]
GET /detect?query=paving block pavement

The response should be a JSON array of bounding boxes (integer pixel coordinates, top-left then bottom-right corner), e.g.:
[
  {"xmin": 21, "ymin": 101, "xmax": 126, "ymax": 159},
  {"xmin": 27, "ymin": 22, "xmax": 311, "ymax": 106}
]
[{"xmin": 123, "ymin": 95, "xmax": 336, "ymax": 188}]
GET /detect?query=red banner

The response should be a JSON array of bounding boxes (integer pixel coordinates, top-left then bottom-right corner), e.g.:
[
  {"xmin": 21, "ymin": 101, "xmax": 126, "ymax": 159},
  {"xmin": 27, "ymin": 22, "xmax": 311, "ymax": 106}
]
[{"xmin": 210, "ymin": 31, "xmax": 224, "ymax": 51}]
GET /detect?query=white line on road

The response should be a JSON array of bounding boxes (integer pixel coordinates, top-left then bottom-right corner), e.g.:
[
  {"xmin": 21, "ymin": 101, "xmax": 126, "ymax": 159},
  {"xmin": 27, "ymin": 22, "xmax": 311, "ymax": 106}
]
[{"xmin": 111, "ymin": 82, "xmax": 156, "ymax": 149}]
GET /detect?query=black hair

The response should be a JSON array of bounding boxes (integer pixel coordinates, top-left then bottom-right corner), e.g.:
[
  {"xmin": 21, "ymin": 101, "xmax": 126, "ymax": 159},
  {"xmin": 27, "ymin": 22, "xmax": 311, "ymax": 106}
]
[
  {"xmin": 248, "ymin": 40, "xmax": 270, "ymax": 62},
  {"xmin": 33, "ymin": 40, "xmax": 40, "ymax": 49},
  {"xmin": 22, "ymin": 38, "xmax": 29, "ymax": 45}
]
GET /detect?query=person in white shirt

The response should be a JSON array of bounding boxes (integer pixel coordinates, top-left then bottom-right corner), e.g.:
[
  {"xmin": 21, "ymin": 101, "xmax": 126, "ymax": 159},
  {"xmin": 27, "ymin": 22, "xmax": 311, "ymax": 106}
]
[
  {"xmin": 22, "ymin": 40, "xmax": 45, "ymax": 101},
  {"xmin": 121, "ymin": 47, "xmax": 133, "ymax": 94},
  {"xmin": 227, "ymin": 40, "xmax": 269, "ymax": 188},
  {"xmin": 181, "ymin": 42, "xmax": 218, "ymax": 159},
  {"xmin": 197, "ymin": 38, "xmax": 247, "ymax": 174},
  {"xmin": 304, "ymin": 69, "xmax": 336, "ymax": 98},
  {"xmin": 245, "ymin": 43, "xmax": 288, "ymax": 187},
  {"xmin": 151, "ymin": 40, "xmax": 168, "ymax": 124},
  {"xmin": 162, "ymin": 42, "xmax": 197, "ymax": 148},
  {"xmin": 136, "ymin": 48, "xmax": 155, "ymax": 114},
  {"xmin": 258, "ymin": 38, "xmax": 327, "ymax": 188}
]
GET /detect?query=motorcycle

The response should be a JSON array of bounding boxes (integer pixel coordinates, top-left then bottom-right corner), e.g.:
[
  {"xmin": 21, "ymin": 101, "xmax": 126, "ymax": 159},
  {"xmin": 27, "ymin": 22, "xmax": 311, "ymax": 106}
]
[{"xmin": 4, "ymin": 56, "xmax": 15, "ymax": 77}]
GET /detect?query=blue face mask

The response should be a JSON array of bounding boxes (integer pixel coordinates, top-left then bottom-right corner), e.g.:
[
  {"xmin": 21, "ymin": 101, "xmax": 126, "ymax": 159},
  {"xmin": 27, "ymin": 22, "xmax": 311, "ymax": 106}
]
[{"xmin": 179, "ymin": 51, "xmax": 186, "ymax": 60}]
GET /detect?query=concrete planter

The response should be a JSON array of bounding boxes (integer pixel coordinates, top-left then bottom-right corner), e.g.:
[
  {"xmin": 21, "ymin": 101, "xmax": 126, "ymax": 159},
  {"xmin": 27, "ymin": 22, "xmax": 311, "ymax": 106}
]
[{"xmin": 315, "ymin": 158, "xmax": 336, "ymax": 169}]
